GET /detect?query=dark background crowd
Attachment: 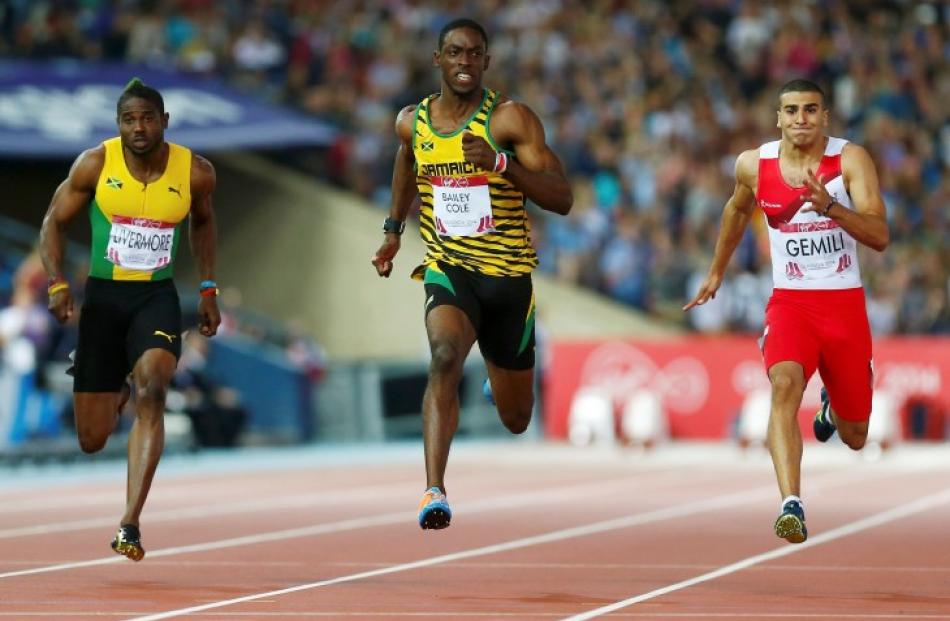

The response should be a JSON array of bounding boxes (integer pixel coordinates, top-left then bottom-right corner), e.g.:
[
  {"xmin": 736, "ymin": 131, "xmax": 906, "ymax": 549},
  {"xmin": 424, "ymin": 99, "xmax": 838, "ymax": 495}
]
[{"xmin": 1, "ymin": 0, "xmax": 947, "ymax": 335}]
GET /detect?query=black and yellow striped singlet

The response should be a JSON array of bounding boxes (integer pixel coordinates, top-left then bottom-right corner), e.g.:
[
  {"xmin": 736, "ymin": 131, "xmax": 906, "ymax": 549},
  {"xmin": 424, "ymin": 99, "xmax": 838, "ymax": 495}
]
[{"xmin": 412, "ymin": 88, "xmax": 538, "ymax": 278}]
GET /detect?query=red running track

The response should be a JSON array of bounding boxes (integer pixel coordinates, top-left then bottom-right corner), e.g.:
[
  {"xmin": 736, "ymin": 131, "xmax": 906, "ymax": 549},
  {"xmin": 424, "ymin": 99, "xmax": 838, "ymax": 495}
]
[{"xmin": 0, "ymin": 441, "xmax": 948, "ymax": 620}]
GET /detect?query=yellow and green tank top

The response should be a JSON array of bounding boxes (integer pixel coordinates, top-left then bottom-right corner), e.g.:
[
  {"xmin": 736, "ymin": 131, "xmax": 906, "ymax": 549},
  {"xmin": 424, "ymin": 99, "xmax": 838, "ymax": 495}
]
[
  {"xmin": 412, "ymin": 88, "xmax": 538, "ymax": 278},
  {"xmin": 89, "ymin": 137, "xmax": 192, "ymax": 281}
]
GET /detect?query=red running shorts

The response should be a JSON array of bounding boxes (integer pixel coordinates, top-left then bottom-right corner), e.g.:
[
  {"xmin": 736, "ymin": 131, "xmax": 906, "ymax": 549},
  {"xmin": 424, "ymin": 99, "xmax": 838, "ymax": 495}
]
[{"xmin": 761, "ymin": 287, "xmax": 873, "ymax": 422}]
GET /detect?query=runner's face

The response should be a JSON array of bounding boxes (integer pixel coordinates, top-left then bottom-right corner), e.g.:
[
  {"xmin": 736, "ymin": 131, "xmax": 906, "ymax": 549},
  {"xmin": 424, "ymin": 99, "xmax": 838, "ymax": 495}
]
[
  {"xmin": 435, "ymin": 27, "xmax": 489, "ymax": 96},
  {"xmin": 777, "ymin": 91, "xmax": 828, "ymax": 147},
  {"xmin": 118, "ymin": 97, "xmax": 168, "ymax": 156}
]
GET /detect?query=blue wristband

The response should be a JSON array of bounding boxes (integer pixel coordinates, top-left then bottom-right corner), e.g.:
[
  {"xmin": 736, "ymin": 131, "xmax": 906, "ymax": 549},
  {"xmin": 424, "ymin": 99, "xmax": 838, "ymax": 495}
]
[{"xmin": 199, "ymin": 280, "xmax": 217, "ymax": 290}]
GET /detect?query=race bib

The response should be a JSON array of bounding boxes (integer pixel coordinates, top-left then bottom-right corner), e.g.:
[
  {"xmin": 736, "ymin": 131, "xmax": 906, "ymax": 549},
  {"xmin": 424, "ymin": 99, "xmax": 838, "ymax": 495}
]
[
  {"xmin": 106, "ymin": 216, "xmax": 175, "ymax": 271},
  {"xmin": 431, "ymin": 175, "xmax": 495, "ymax": 237}
]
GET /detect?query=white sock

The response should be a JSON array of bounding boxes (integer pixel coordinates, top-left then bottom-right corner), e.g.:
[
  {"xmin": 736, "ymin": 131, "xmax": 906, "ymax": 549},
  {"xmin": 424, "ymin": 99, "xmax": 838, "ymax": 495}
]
[{"xmin": 782, "ymin": 495, "xmax": 802, "ymax": 508}]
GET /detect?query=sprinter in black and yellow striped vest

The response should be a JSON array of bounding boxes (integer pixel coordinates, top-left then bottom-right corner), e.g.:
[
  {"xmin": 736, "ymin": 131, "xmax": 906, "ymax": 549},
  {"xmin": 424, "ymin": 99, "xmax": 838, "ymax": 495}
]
[
  {"xmin": 39, "ymin": 78, "xmax": 221, "ymax": 561},
  {"xmin": 372, "ymin": 18, "xmax": 573, "ymax": 531}
]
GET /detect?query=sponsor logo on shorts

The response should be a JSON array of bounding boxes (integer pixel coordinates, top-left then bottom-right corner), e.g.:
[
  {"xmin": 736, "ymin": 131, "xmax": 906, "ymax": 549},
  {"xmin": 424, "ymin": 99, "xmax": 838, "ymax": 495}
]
[{"xmin": 153, "ymin": 330, "xmax": 177, "ymax": 343}]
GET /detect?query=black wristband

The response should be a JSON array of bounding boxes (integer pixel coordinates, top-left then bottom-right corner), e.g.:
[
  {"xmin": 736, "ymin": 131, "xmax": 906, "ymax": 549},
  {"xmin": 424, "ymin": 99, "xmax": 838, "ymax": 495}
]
[
  {"xmin": 383, "ymin": 217, "xmax": 405, "ymax": 235},
  {"xmin": 821, "ymin": 200, "xmax": 838, "ymax": 217}
]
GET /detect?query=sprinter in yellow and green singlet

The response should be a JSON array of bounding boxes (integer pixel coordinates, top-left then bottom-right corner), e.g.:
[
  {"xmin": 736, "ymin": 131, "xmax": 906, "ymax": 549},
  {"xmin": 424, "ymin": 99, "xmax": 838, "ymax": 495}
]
[
  {"xmin": 372, "ymin": 18, "xmax": 573, "ymax": 530},
  {"xmin": 39, "ymin": 78, "xmax": 221, "ymax": 561}
]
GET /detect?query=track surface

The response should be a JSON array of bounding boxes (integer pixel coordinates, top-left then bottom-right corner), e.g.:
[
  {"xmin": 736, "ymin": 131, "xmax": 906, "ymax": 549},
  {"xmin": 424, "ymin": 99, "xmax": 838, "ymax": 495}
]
[{"xmin": 1, "ymin": 441, "xmax": 948, "ymax": 620}]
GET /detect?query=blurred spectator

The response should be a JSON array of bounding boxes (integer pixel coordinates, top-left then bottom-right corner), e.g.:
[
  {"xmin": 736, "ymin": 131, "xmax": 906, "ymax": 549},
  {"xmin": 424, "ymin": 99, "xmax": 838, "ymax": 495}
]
[
  {"xmin": 0, "ymin": 250, "xmax": 60, "ymax": 446},
  {"xmin": 173, "ymin": 331, "xmax": 247, "ymax": 448}
]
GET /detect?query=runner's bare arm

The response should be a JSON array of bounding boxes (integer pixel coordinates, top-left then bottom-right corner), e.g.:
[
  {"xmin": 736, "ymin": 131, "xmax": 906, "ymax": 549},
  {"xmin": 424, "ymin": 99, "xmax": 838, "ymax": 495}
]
[
  {"xmin": 388, "ymin": 106, "xmax": 419, "ymax": 223},
  {"xmin": 487, "ymin": 101, "xmax": 572, "ymax": 215},
  {"xmin": 800, "ymin": 144, "xmax": 888, "ymax": 252},
  {"xmin": 373, "ymin": 106, "xmax": 418, "ymax": 278},
  {"xmin": 189, "ymin": 155, "xmax": 217, "ymax": 283},
  {"xmin": 190, "ymin": 154, "xmax": 220, "ymax": 336},
  {"xmin": 683, "ymin": 149, "xmax": 758, "ymax": 311},
  {"xmin": 39, "ymin": 147, "xmax": 104, "ymax": 282}
]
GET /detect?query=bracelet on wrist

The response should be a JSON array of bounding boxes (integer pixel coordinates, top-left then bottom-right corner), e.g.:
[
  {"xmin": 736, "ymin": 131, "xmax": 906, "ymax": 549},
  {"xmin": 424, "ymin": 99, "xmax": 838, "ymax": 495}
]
[
  {"xmin": 493, "ymin": 151, "xmax": 508, "ymax": 174},
  {"xmin": 382, "ymin": 217, "xmax": 405, "ymax": 235},
  {"xmin": 821, "ymin": 200, "xmax": 837, "ymax": 217},
  {"xmin": 47, "ymin": 281, "xmax": 69, "ymax": 296},
  {"xmin": 199, "ymin": 280, "xmax": 219, "ymax": 297}
]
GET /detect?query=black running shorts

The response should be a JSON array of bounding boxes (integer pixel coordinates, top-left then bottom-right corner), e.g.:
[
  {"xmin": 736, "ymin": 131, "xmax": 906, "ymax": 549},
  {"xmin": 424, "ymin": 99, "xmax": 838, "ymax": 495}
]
[
  {"xmin": 422, "ymin": 262, "xmax": 535, "ymax": 370},
  {"xmin": 74, "ymin": 277, "xmax": 182, "ymax": 392}
]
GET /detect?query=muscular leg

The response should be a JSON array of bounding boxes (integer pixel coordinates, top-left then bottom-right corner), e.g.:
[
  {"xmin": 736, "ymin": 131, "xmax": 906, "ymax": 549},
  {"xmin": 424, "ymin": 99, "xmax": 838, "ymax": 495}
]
[
  {"xmin": 485, "ymin": 362, "xmax": 534, "ymax": 434},
  {"xmin": 74, "ymin": 386, "xmax": 130, "ymax": 453},
  {"xmin": 825, "ymin": 405, "xmax": 869, "ymax": 450},
  {"xmin": 422, "ymin": 306, "xmax": 477, "ymax": 494},
  {"xmin": 122, "ymin": 348, "xmax": 176, "ymax": 527},
  {"xmin": 767, "ymin": 361, "xmax": 807, "ymax": 499}
]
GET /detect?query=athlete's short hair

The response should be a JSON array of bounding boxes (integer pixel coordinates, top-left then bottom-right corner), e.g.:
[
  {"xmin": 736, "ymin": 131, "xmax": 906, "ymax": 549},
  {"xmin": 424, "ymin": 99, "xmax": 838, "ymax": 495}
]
[
  {"xmin": 117, "ymin": 77, "xmax": 165, "ymax": 116},
  {"xmin": 438, "ymin": 18, "xmax": 488, "ymax": 50},
  {"xmin": 778, "ymin": 79, "xmax": 826, "ymax": 107}
]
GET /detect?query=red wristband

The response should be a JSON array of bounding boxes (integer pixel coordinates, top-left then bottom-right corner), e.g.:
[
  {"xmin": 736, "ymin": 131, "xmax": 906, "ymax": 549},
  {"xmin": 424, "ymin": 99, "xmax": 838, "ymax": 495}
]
[{"xmin": 493, "ymin": 151, "xmax": 508, "ymax": 173}]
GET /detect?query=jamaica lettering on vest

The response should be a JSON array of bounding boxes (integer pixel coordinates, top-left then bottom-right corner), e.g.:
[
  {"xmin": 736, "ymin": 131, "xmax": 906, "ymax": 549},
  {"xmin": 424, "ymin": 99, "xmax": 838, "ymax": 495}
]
[{"xmin": 420, "ymin": 161, "xmax": 481, "ymax": 176}]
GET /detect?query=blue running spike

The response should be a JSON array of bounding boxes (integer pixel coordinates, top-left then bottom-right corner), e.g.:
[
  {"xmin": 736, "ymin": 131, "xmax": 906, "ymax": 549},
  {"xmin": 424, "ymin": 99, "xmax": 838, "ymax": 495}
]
[
  {"xmin": 482, "ymin": 378, "xmax": 495, "ymax": 406},
  {"xmin": 418, "ymin": 487, "xmax": 452, "ymax": 530},
  {"xmin": 774, "ymin": 500, "xmax": 807, "ymax": 544}
]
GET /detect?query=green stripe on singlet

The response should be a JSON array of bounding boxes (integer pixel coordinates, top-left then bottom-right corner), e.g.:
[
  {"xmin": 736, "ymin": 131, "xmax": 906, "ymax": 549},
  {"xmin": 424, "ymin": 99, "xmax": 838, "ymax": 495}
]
[{"xmin": 88, "ymin": 199, "xmax": 113, "ymax": 279}]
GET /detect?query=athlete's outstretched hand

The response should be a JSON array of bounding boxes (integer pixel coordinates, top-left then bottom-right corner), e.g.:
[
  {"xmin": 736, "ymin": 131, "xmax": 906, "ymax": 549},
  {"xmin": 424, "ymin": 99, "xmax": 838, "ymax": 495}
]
[
  {"xmin": 683, "ymin": 272, "xmax": 724, "ymax": 311},
  {"xmin": 799, "ymin": 169, "xmax": 834, "ymax": 215},
  {"xmin": 198, "ymin": 296, "xmax": 221, "ymax": 337},
  {"xmin": 47, "ymin": 288, "xmax": 74, "ymax": 324},
  {"xmin": 461, "ymin": 131, "xmax": 496, "ymax": 171},
  {"xmin": 372, "ymin": 235, "xmax": 401, "ymax": 278}
]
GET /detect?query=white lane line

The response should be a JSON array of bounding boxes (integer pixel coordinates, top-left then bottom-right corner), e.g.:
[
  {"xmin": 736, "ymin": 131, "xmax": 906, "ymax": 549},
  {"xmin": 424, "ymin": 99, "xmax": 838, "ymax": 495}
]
[
  {"xmin": 0, "ymin": 491, "xmax": 141, "ymax": 515},
  {"xmin": 0, "ymin": 481, "xmax": 415, "ymax": 539},
  {"xmin": 0, "ymin": 480, "xmax": 259, "ymax": 514},
  {"xmin": 0, "ymin": 446, "xmax": 711, "ymax": 510},
  {"xmin": 0, "ymin": 465, "xmax": 872, "ymax": 581},
  {"xmin": 5, "ymin": 615, "xmax": 950, "ymax": 619},
  {"xmin": 0, "ymin": 467, "xmax": 710, "ymax": 579},
  {"xmin": 0, "ymin": 461, "xmax": 699, "ymax": 534},
  {"xmin": 8, "ymin": 559, "xmax": 947, "ymax": 574},
  {"xmin": 326, "ymin": 560, "xmax": 950, "ymax": 572},
  {"xmin": 561, "ymin": 487, "xmax": 950, "ymax": 621},
  {"xmin": 0, "ymin": 484, "xmax": 275, "ymax": 515},
  {"xmin": 122, "ymin": 484, "xmax": 794, "ymax": 621},
  {"xmin": 4, "ymin": 615, "xmax": 950, "ymax": 619}
]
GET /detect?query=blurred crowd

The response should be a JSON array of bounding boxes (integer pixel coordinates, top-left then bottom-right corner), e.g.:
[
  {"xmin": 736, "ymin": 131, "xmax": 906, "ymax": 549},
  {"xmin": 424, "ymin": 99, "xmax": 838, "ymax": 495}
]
[
  {"xmin": 0, "ymin": 0, "xmax": 947, "ymax": 334},
  {"xmin": 0, "ymin": 242, "xmax": 325, "ymax": 448}
]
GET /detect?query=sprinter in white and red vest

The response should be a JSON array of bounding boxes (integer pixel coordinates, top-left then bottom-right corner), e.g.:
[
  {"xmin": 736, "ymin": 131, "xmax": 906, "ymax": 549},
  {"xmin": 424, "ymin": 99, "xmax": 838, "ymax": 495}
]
[{"xmin": 684, "ymin": 79, "xmax": 889, "ymax": 544}]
